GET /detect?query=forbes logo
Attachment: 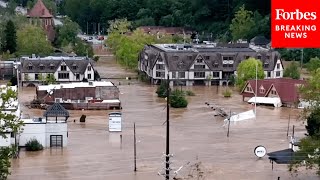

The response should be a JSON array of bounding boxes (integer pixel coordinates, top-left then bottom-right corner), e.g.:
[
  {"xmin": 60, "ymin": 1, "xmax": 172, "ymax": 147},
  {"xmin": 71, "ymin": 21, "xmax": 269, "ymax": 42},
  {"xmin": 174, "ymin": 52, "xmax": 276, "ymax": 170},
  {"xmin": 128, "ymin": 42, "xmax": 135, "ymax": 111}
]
[{"xmin": 275, "ymin": 9, "xmax": 317, "ymax": 20}]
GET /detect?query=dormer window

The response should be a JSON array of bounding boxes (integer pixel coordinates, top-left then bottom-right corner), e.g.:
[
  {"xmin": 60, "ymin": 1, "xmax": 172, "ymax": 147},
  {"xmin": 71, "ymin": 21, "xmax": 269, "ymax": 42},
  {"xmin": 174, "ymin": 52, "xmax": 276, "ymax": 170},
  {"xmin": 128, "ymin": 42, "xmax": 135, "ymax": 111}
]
[
  {"xmin": 72, "ymin": 64, "xmax": 77, "ymax": 70},
  {"xmin": 196, "ymin": 58, "xmax": 203, "ymax": 63},
  {"xmin": 257, "ymin": 55, "xmax": 262, "ymax": 60},
  {"xmin": 39, "ymin": 64, "xmax": 44, "ymax": 70},
  {"xmin": 212, "ymin": 61, "xmax": 218, "ymax": 68},
  {"xmin": 87, "ymin": 66, "xmax": 92, "ymax": 71},
  {"xmin": 188, "ymin": 55, "xmax": 192, "ymax": 60},
  {"xmin": 28, "ymin": 63, "xmax": 33, "ymax": 70},
  {"xmin": 50, "ymin": 64, "xmax": 54, "ymax": 70},
  {"xmin": 264, "ymin": 62, "xmax": 269, "ymax": 68}
]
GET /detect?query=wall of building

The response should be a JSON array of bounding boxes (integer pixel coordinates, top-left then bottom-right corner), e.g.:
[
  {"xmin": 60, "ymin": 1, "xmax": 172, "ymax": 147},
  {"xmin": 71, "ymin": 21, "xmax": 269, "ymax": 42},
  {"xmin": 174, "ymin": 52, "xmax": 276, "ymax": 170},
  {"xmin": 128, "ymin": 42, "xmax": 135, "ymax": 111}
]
[
  {"xmin": 45, "ymin": 123, "xmax": 68, "ymax": 147},
  {"xmin": 19, "ymin": 123, "xmax": 46, "ymax": 147},
  {"xmin": 37, "ymin": 86, "xmax": 120, "ymax": 102},
  {"xmin": 96, "ymin": 86, "xmax": 119, "ymax": 99},
  {"xmin": 0, "ymin": 133, "xmax": 14, "ymax": 147}
]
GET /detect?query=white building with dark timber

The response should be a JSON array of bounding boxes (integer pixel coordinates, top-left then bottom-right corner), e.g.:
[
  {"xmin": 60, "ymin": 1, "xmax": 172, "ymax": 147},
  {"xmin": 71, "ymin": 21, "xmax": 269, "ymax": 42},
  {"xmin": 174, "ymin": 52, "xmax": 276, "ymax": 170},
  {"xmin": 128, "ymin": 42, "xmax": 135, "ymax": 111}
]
[
  {"xmin": 138, "ymin": 43, "xmax": 284, "ymax": 86},
  {"xmin": 20, "ymin": 56, "xmax": 96, "ymax": 86}
]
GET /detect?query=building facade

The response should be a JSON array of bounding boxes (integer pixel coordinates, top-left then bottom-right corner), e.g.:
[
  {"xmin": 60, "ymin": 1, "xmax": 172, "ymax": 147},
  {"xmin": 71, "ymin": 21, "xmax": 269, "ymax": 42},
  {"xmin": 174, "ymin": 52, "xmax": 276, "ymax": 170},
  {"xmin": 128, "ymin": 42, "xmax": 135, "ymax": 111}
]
[
  {"xmin": 138, "ymin": 43, "xmax": 284, "ymax": 86},
  {"xmin": 20, "ymin": 56, "xmax": 95, "ymax": 86}
]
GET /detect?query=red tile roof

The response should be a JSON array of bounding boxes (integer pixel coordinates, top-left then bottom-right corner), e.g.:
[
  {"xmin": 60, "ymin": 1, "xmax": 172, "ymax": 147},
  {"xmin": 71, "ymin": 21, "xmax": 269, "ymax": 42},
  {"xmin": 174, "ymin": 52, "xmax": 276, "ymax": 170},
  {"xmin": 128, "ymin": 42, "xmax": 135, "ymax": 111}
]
[
  {"xmin": 27, "ymin": 0, "xmax": 53, "ymax": 18},
  {"xmin": 241, "ymin": 78, "xmax": 306, "ymax": 104}
]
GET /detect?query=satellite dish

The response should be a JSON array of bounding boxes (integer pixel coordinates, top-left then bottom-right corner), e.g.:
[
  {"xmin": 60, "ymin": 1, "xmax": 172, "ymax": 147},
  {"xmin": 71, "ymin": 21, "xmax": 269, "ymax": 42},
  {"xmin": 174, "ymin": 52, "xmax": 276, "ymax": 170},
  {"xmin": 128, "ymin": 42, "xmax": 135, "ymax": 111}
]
[{"xmin": 254, "ymin": 145, "xmax": 267, "ymax": 158}]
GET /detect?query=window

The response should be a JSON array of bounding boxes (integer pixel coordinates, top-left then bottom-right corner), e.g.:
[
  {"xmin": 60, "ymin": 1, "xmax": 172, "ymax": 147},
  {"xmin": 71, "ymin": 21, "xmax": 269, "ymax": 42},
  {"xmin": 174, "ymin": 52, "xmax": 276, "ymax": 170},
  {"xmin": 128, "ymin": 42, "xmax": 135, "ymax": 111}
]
[
  {"xmin": 213, "ymin": 62, "xmax": 219, "ymax": 68},
  {"xmin": 257, "ymin": 55, "xmax": 262, "ymax": 60},
  {"xmin": 276, "ymin": 71, "xmax": 280, "ymax": 77},
  {"xmin": 222, "ymin": 56, "xmax": 234, "ymax": 61},
  {"xmin": 50, "ymin": 64, "xmax": 55, "ymax": 70},
  {"xmin": 88, "ymin": 74, "xmax": 92, "ymax": 79},
  {"xmin": 178, "ymin": 72, "xmax": 185, "ymax": 78},
  {"xmin": 72, "ymin": 64, "xmax": 77, "ymax": 70},
  {"xmin": 172, "ymin": 72, "xmax": 176, "ymax": 78},
  {"xmin": 188, "ymin": 56, "xmax": 193, "ymax": 60},
  {"xmin": 156, "ymin": 64, "xmax": 164, "ymax": 70},
  {"xmin": 156, "ymin": 71, "xmax": 165, "ymax": 78},
  {"xmin": 205, "ymin": 56, "xmax": 210, "ymax": 60},
  {"xmin": 35, "ymin": 74, "xmax": 39, "ymax": 80},
  {"xmin": 87, "ymin": 66, "xmax": 92, "ymax": 71},
  {"xmin": 264, "ymin": 63, "xmax": 269, "ymax": 68},
  {"xmin": 276, "ymin": 63, "xmax": 280, "ymax": 69},
  {"xmin": 271, "ymin": 90, "xmax": 277, "ymax": 95},
  {"xmin": 194, "ymin": 72, "xmax": 205, "ymax": 78},
  {"xmin": 245, "ymin": 56, "xmax": 250, "ymax": 59},
  {"xmin": 157, "ymin": 57, "xmax": 163, "ymax": 62},
  {"xmin": 10, "ymin": 132, "xmax": 14, "ymax": 138},
  {"xmin": 28, "ymin": 65, "xmax": 33, "ymax": 70},
  {"xmin": 223, "ymin": 64, "xmax": 233, "ymax": 68},
  {"xmin": 246, "ymin": 87, "xmax": 252, "ymax": 92},
  {"xmin": 60, "ymin": 65, "xmax": 67, "ymax": 71},
  {"xmin": 58, "ymin": 73, "xmax": 69, "ymax": 79},
  {"xmin": 194, "ymin": 65, "xmax": 205, "ymax": 69},
  {"xmin": 50, "ymin": 135, "xmax": 63, "ymax": 147},
  {"xmin": 212, "ymin": 72, "xmax": 219, "ymax": 78},
  {"xmin": 260, "ymin": 88, "xmax": 265, "ymax": 93},
  {"xmin": 196, "ymin": 59, "xmax": 203, "ymax": 63},
  {"xmin": 39, "ymin": 64, "xmax": 44, "ymax": 70},
  {"xmin": 267, "ymin": 71, "xmax": 271, "ymax": 77}
]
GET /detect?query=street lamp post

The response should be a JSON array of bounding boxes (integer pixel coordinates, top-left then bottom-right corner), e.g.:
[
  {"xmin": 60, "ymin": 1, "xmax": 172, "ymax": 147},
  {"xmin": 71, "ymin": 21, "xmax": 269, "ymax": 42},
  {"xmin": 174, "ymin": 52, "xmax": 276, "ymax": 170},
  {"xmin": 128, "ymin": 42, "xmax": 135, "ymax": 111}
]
[{"xmin": 255, "ymin": 61, "xmax": 257, "ymax": 119}]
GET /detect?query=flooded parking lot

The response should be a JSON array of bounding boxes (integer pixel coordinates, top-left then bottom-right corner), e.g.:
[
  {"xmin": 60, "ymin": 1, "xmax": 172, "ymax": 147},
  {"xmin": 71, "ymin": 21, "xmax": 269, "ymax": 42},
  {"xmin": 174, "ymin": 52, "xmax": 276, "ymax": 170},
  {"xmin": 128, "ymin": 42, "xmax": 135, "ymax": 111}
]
[{"xmin": 8, "ymin": 57, "xmax": 318, "ymax": 180}]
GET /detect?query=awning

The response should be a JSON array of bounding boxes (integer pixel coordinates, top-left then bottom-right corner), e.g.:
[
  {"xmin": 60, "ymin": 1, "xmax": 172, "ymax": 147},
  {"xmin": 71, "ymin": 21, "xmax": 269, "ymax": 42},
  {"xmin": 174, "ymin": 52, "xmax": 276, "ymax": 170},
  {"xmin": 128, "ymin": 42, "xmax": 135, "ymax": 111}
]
[
  {"xmin": 248, "ymin": 97, "xmax": 282, "ymax": 107},
  {"xmin": 268, "ymin": 149, "xmax": 294, "ymax": 164}
]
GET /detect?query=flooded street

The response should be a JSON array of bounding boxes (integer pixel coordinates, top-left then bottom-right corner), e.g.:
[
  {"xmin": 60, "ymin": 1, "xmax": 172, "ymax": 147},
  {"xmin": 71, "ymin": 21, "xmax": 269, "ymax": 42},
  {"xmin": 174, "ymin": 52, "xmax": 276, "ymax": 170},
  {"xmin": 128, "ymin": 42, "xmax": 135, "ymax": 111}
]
[{"xmin": 8, "ymin": 57, "xmax": 318, "ymax": 180}]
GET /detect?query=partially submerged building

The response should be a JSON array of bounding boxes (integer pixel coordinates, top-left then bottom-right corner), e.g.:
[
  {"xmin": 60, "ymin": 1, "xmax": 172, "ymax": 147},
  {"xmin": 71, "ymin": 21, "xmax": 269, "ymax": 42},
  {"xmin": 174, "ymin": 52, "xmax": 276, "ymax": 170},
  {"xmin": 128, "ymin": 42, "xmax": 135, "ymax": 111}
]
[
  {"xmin": 20, "ymin": 56, "xmax": 96, "ymax": 86},
  {"xmin": 241, "ymin": 78, "xmax": 306, "ymax": 107},
  {"xmin": 36, "ymin": 81, "xmax": 121, "ymax": 110},
  {"xmin": 139, "ymin": 43, "xmax": 283, "ymax": 86}
]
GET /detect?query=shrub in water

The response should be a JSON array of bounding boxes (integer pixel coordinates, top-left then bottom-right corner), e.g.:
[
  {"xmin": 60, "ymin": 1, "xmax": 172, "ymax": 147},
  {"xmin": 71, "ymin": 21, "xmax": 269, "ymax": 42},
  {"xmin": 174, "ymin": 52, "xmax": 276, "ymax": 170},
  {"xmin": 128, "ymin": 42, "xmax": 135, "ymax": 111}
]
[
  {"xmin": 156, "ymin": 81, "xmax": 167, "ymax": 98},
  {"xmin": 80, "ymin": 115, "xmax": 86, "ymax": 122},
  {"xmin": 170, "ymin": 89, "xmax": 188, "ymax": 108},
  {"xmin": 25, "ymin": 139, "xmax": 43, "ymax": 151},
  {"xmin": 223, "ymin": 89, "xmax": 232, "ymax": 98},
  {"xmin": 186, "ymin": 90, "xmax": 195, "ymax": 96}
]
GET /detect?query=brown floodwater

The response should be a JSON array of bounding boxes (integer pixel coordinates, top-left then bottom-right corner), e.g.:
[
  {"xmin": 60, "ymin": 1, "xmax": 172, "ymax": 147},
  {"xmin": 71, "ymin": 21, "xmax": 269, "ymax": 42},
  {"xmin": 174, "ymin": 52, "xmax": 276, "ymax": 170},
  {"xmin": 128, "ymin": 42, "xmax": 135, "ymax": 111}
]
[{"xmin": 8, "ymin": 57, "xmax": 319, "ymax": 180}]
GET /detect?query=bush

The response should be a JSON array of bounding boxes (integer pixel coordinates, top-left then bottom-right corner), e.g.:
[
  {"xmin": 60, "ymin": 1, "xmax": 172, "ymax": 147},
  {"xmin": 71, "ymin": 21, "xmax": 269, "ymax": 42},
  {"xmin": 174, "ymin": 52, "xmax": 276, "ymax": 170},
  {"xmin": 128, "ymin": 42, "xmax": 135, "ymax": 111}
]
[
  {"xmin": 93, "ymin": 56, "xmax": 100, "ymax": 62},
  {"xmin": 25, "ymin": 139, "xmax": 43, "ymax": 151},
  {"xmin": 156, "ymin": 81, "xmax": 167, "ymax": 98},
  {"xmin": 223, "ymin": 89, "xmax": 232, "ymax": 98},
  {"xmin": 170, "ymin": 89, "xmax": 188, "ymax": 108},
  {"xmin": 185, "ymin": 90, "xmax": 195, "ymax": 96},
  {"xmin": 306, "ymin": 108, "xmax": 320, "ymax": 138},
  {"xmin": 80, "ymin": 115, "xmax": 86, "ymax": 122}
]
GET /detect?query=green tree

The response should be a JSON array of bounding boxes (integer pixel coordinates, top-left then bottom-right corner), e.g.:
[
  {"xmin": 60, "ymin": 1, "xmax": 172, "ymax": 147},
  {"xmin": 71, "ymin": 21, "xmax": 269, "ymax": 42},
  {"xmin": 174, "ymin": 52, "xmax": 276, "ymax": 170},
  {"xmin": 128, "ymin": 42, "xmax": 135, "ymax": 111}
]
[
  {"xmin": 0, "ymin": 85, "xmax": 24, "ymax": 179},
  {"xmin": 16, "ymin": 25, "xmax": 53, "ymax": 56},
  {"xmin": 283, "ymin": 62, "xmax": 300, "ymax": 79},
  {"xmin": 3, "ymin": 20, "xmax": 17, "ymax": 54},
  {"xmin": 236, "ymin": 58, "xmax": 265, "ymax": 90},
  {"xmin": 45, "ymin": 74, "xmax": 56, "ymax": 85},
  {"xmin": 306, "ymin": 57, "xmax": 320, "ymax": 73},
  {"xmin": 74, "ymin": 39, "xmax": 94, "ymax": 58},
  {"xmin": 156, "ymin": 81, "xmax": 167, "ymax": 98},
  {"xmin": 299, "ymin": 69, "xmax": 320, "ymax": 107},
  {"xmin": 229, "ymin": 5, "xmax": 255, "ymax": 41},
  {"xmin": 289, "ymin": 108, "xmax": 320, "ymax": 175},
  {"xmin": 170, "ymin": 89, "xmax": 188, "ymax": 108},
  {"xmin": 56, "ymin": 18, "xmax": 80, "ymax": 46}
]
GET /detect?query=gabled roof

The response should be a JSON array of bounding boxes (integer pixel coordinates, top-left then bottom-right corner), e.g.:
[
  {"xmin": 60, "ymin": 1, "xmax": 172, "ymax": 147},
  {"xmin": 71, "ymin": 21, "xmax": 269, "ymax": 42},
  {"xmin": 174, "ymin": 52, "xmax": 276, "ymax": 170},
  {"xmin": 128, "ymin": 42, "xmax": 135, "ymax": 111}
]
[
  {"xmin": 27, "ymin": 0, "xmax": 53, "ymax": 18},
  {"xmin": 241, "ymin": 78, "xmax": 307, "ymax": 103},
  {"xmin": 44, "ymin": 103, "xmax": 69, "ymax": 117},
  {"xmin": 20, "ymin": 57, "xmax": 92, "ymax": 74}
]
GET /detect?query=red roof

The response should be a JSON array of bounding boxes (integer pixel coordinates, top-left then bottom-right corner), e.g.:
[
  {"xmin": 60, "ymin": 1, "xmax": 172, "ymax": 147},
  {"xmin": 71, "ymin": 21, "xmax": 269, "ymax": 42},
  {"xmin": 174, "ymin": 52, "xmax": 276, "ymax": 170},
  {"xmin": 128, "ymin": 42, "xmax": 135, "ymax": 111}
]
[
  {"xmin": 27, "ymin": 0, "xmax": 53, "ymax": 18},
  {"xmin": 241, "ymin": 78, "xmax": 306, "ymax": 104}
]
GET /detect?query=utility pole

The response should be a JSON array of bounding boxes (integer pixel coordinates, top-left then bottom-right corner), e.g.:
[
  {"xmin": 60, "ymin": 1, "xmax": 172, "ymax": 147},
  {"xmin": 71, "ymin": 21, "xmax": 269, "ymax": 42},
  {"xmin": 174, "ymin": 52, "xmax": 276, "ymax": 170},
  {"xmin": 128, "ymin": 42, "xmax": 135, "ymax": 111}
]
[
  {"xmin": 165, "ymin": 74, "xmax": 170, "ymax": 180},
  {"xmin": 98, "ymin": 23, "xmax": 101, "ymax": 35},
  {"xmin": 227, "ymin": 110, "xmax": 231, "ymax": 137},
  {"xmin": 134, "ymin": 122, "xmax": 137, "ymax": 172}
]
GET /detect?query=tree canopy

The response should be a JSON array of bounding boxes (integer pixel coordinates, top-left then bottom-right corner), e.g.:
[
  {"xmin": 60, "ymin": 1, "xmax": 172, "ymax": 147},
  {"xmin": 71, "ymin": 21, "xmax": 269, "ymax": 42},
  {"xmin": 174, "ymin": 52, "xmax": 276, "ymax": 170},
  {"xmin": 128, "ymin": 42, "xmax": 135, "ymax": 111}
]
[
  {"xmin": 306, "ymin": 57, "xmax": 320, "ymax": 73},
  {"xmin": 236, "ymin": 58, "xmax": 265, "ymax": 90},
  {"xmin": 16, "ymin": 25, "xmax": 53, "ymax": 56},
  {"xmin": 2, "ymin": 20, "xmax": 17, "ymax": 54},
  {"xmin": 229, "ymin": 5, "xmax": 254, "ymax": 41},
  {"xmin": 299, "ymin": 69, "xmax": 320, "ymax": 107},
  {"xmin": 283, "ymin": 62, "xmax": 300, "ymax": 79}
]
